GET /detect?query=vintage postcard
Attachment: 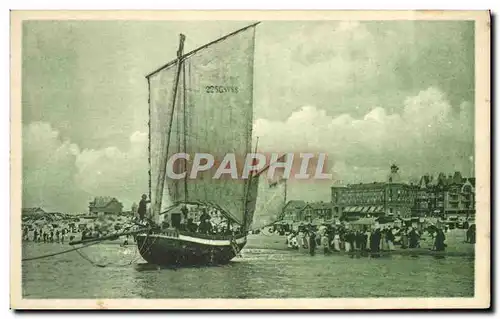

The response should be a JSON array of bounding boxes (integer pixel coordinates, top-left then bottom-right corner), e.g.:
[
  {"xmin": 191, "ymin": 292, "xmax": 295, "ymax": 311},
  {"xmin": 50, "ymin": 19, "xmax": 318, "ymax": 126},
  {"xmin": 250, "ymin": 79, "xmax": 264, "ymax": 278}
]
[{"xmin": 10, "ymin": 10, "xmax": 490, "ymax": 309}]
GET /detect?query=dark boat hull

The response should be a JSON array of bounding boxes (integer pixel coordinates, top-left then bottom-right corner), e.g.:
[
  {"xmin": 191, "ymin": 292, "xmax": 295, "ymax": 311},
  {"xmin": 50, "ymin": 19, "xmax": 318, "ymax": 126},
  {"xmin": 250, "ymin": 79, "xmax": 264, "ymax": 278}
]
[{"xmin": 136, "ymin": 231, "xmax": 247, "ymax": 266}]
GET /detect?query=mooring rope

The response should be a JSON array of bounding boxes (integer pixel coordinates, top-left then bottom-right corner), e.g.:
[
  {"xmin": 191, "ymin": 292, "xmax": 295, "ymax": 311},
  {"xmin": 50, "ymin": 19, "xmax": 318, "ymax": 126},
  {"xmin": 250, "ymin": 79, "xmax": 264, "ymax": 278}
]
[
  {"xmin": 22, "ymin": 240, "xmax": 102, "ymax": 262},
  {"xmin": 22, "ymin": 223, "xmax": 153, "ymax": 267}
]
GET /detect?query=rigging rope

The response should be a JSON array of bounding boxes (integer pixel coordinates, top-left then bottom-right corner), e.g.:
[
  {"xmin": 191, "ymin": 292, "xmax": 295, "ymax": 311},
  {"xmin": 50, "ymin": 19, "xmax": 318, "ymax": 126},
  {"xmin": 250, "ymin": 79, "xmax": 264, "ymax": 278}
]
[
  {"xmin": 22, "ymin": 223, "xmax": 155, "ymax": 268},
  {"xmin": 22, "ymin": 240, "xmax": 102, "ymax": 262}
]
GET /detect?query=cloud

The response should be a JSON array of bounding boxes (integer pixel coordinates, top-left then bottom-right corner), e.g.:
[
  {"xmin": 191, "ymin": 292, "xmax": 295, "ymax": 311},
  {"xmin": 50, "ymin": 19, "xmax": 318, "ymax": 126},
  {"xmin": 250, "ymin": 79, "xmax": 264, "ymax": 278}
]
[
  {"xmin": 22, "ymin": 122, "xmax": 148, "ymax": 213},
  {"xmin": 254, "ymin": 21, "xmax": 474, "ymax": 122},
  {"xmin": 254, "ymin": 87, "xmax": 474, "ymax": 191},
  {"xmin": 23, "ymin": 87, "xmax": 474, "ymax": 211},
  {"xmin": 23, "ymin": 87, "xmax": 474, "ymax": 212}
]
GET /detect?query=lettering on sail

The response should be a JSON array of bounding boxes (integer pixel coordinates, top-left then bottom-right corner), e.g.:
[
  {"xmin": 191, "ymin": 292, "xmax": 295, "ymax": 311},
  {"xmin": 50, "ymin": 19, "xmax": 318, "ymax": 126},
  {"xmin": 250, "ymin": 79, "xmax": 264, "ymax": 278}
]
[{"xmin": 205, "ymin": 85, "xmax": 239, "ymax": 93}]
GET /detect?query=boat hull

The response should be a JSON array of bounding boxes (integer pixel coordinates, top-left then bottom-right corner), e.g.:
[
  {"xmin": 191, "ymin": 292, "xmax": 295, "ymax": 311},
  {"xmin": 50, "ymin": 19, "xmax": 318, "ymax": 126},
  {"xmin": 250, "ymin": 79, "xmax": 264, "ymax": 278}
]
[{"xmin": 136, "ymin": 231, "xmax": 246, "ymax": 266}]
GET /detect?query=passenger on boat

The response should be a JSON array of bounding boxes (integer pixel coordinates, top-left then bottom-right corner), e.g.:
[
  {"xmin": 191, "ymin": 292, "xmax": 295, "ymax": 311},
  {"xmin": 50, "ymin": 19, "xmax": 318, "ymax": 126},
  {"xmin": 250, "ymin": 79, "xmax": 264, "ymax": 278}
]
[
  {"xmin": 138, "ymin": 194, "xmax": 150, "ymax": 220},
  {"xmin": 160, "ymin": 216, "xmax": 170, "ymax": 230},
  {"xmin": 198, "ymin": 218, "xmax": 213, "ymax": 235},
  {"xmin": 234, "ymin": 226, "xmax": 242, "ymax": 235},
  {"xmin": 186, "ymin": 218, "xmax": 198, "ymax": 232},
  {"xmin": 181, "ymin": 205, "xmax": 189, "ymax": 220},
  {"xmin": 223, "ymin": 227, "xmax": 232, "ymax": 236}
]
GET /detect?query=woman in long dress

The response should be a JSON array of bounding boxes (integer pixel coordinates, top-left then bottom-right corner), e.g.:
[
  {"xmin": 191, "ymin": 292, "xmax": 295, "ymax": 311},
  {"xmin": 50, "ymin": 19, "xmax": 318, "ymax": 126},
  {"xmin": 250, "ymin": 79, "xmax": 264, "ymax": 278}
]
[
  {"xmin": 321, "ymin": 230, "xmax": 330, "ymax": 254},
  {"xmin": 401, "ymin": 228, "xmax": 409, "ymax": 249},
  {"xmin": 302, "ymin": 230, "xmax": 309, "ymax": 249},
  {"xmin": 434, "ymin": 228, "xmax": 446, "ymax": 251},
  {"xmin": 365, "ymin": 228, "xmax": 371, "ymax": 251},
  {"xmin": 386, "ymin": 228, "xmax": 395, "ymax": 251},
  {"xmin": 380, "ymin": 229, "xmax": 387, "ymax": 251},
  {"xmin": 344, "ymin": 232, "xmax": 352, "ymax": 252},
  {"xmin": 333, "ymin": 233, "xmax": 341, "ymax": 251}
]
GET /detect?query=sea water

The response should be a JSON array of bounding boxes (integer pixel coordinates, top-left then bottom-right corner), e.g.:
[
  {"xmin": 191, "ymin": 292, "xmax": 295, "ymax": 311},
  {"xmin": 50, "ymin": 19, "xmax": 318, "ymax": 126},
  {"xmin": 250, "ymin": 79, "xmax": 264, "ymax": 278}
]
[{"xmin": 21, "ymin": 241, "xmax": 474, "ymax": 299}]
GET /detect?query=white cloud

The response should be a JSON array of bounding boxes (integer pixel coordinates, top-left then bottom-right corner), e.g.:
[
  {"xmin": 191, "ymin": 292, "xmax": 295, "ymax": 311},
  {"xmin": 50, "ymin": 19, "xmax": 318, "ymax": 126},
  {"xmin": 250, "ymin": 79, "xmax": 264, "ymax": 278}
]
[
  {"xmin": 22, "ymin": 87, "xmax": 474, "ymax": 211},
  {"xmin": 22, "ymin": 122, "xmax": 148, "ymax": 213},
  {"xmin": 254, "ymin": 87, "xmax": 474, "ymax": 191}
]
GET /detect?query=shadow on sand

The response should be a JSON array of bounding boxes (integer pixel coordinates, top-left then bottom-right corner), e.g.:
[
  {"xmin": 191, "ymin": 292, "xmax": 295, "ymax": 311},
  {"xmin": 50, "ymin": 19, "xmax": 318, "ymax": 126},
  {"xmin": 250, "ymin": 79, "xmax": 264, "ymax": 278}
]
[{"xmin": 133, "ymin": 261, "xmax": 238, "ymax": 272}]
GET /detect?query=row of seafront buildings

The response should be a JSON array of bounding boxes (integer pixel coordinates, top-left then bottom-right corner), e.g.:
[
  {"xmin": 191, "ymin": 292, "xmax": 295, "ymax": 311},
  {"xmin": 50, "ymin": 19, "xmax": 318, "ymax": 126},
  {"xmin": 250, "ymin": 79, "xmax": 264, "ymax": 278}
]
[
  {"xmin": 23, "ymin": 196, "xmax": 126, "ymax": 218},
  {"xmin": 282, "ymin": 165, "xmax": 476, "ymax": 223},
  {"xmin": 23, "ymin": 165, "xmax": 475, "ymax": 225}
]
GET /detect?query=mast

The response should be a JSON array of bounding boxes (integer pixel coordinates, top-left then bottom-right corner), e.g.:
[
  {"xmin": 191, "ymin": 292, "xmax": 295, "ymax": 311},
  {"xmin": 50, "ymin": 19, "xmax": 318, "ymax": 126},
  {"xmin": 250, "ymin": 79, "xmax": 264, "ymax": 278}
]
[
  {"xmin": 284, "ymin": 177, "xmax": 287, "ymax": 205},
  {"xmin": 152, "ymin": 33, "xmax": 186, "ymax": 221},
  {"xmin": 283, "ymin": 178, "xmax": 287, "ymax": 220},
  {"xmin": 182, "ymin": 55, "xmax": 188, "ymax": 202},
  {"xmin": 147, "ymin": 79, "xmax": 152, "ymax": 207}
]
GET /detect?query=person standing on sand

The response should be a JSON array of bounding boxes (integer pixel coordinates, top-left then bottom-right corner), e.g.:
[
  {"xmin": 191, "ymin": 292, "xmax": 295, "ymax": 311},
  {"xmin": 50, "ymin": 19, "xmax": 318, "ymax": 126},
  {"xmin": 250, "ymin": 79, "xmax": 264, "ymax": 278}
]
[
  {"xmin": 386, "ymin": 227, "xmax": 395, "ymax": 251},
  {"xmin": 370, "ymin": 228, "xmax": 381, "ymax": 255},
  {"xmin": 401, "ymin": 228, "xmax": 409, "ymax": 249},
  {"xmin": 434, "ymin": 228, "xmax": 446, "ymax": 251},
  {"xmin": 138, "ymin": 194, "xmax": 151, "ymax": 221},
  {"xmin": 364, "ymin": 227, "xmax": 371, "ymax": 251},
  {"xmin": 321, "ymin": 229, "xmax": 330, "ymax": 254},
  {"xmin": 309, "ymin": 229, "xmax": 316, "ymax": 256},
  {"xmin": 332, "ymin": 232, "xmax": 340, "ymax": 252}
]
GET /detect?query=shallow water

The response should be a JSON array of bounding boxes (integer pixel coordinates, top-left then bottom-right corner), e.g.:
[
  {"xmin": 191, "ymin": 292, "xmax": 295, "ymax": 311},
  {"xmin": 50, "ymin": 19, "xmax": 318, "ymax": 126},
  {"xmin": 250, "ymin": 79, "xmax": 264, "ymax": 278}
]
[{"xmin": 21, "ymin": 241, "xmax": 474, "ymax": 299}]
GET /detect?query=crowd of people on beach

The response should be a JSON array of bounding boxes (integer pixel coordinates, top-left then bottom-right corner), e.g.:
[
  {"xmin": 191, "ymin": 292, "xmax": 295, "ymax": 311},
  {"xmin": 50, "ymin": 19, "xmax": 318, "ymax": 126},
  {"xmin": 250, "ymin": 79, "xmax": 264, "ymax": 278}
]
[
  {"xmin": 284, "ymin": 223, "xmax": 449, "ymax": 256},
  {"xmin": 22, "ymin": 226, "xmax": 77, "ymax": 244}
]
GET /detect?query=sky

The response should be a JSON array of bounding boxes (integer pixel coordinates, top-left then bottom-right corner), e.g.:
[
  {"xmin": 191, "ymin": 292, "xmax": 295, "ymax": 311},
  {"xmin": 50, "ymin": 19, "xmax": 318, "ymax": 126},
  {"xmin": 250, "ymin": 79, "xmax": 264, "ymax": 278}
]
[{"xmin": 21, "ymin": 20, "xmax": 475, "ymax": 213}]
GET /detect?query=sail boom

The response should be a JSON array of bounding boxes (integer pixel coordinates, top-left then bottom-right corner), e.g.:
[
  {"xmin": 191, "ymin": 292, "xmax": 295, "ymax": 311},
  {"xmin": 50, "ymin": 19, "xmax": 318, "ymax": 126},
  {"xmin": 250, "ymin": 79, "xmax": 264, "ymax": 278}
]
[{"xmin": 145, "ymin": 22, "xmax": 261, "ymax": 79}]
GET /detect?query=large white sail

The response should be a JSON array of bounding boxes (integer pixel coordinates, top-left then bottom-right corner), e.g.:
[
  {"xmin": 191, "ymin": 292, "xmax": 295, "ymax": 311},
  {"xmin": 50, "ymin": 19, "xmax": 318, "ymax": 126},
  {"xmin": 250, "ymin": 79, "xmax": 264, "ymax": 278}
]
[
  {"xmin": 147, "ymin": 24, "xmax": 258, "ymax": 225},
  {"xmin": 148, "ymin": 66, "xmax": 178, "ymax": 217},
  {"xmin": 249, "ymin": 175, "xmax": 287, "ymax": 231}
]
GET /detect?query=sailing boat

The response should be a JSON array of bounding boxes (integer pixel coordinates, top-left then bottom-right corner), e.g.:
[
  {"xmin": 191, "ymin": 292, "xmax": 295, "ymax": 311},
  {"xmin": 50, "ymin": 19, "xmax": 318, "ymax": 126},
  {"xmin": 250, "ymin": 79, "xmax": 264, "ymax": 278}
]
[{"xmin": 135, "ymin": 23, "xmax": 265, "ymax": 266}]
